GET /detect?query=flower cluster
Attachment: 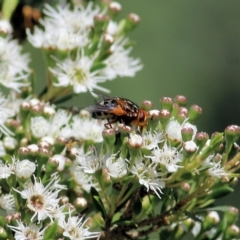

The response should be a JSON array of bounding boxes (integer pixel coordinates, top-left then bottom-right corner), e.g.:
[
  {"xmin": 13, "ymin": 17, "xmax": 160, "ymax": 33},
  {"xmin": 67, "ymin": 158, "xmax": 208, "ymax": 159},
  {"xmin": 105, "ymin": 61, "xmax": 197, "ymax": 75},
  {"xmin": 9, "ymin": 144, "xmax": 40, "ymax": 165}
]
[
  {"xmin": 26, "ymin": 2, "xmax": 142, "ymax": 100},
  {"xmin": 0, "ymin": 1, "xmax": 239, "ymax": 240}
]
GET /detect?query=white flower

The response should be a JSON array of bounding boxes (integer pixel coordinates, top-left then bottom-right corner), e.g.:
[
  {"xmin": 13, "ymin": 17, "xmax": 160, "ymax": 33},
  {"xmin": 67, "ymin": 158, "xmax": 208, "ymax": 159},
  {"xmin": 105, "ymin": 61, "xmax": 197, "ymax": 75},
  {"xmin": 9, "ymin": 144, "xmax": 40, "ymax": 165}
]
[
  {"xmin": 27, "ymin": 2, "xmax": 100, "ymax": 50},
  {"xmin": 165, "ymin": 118, "xmax": 197, "ymax": 142},
  {"xmin": 31, "ymin": 116, "xmax": 50, "ymax": 138},
  {"xmin": 0, "ymin": 162, "xmax": 13, "ymax": 179},
  {"xmin": 0, "ymin": 36, "xmax": 30, "ymax": 75},
  {"xmin": 13, "ymin": 175, "xmax": 63, "ymax": 222},
  {"xmin": 71, "ymin": 115, "xmax": 104, "ymax": 143},
  {"xmin": 8, "ymin": 221, "xmax": 46, "ymax": 240},
  {"xmin": 76, "ymin": 149, "xmax": 103, "ymax": 174},
  {"xmin": 0, "ymin": 140, "xmax": 6, "ymax": 157},
  {"xmin": 148, "ymin": 142, "xmax": 183, "ymax": 173},
  {"xmin": 0, "ymin": 193, "xmax": 15, "ymax": 214},
  {"xmin": 106, "ymin": 21, "xmax": 118, "ymax": 36},
  {"xmin": 128, "ymin": 157, "xmax": 165, "ymax": 198},
  {"xmin": 58, "ymin": 213, "xmax": 100, "ymax": 240},
  {"xmin": 15, "ymin": 159, "xmax": 36, "ymax": 179},
  {"xmin": 204, "ymin": 155, "xmax": 228, "ymax": 178},
  {"xmin": 0, "ymin": 19, "xmax": 13, "ymax": 34},
  {"xmin": 31, "ymin": 110, "xmax": 71, "ymax": 139},
  {"xmin": 0, "ymin": 92, "xmax": 15, "ymax": 136},
  {"xmin": 101, "ymin": 38, "xmax": 143, "ymax": 80},
  {"xmin": 106, "ymin": 155, "xmax": 127, "ymax": 178},
  {"xmin": 71, "ymin": 163, "xmax": 97, "ymax": 192},
  {"xmin": 50, "ymin": 50, "xmax": 109, "ymax": 94},
  {"xmin": 142, "ymin": 131, "xmax": 163, "ymax": 150}
]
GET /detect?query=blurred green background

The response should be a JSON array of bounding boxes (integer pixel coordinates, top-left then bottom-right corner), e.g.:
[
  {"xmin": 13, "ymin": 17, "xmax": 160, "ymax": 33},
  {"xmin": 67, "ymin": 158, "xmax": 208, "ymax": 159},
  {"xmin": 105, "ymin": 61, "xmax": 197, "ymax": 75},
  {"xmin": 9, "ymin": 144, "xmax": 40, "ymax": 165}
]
[{"xmin": 26, "ymin": 0, "xmax": 240, "ymax": 227}]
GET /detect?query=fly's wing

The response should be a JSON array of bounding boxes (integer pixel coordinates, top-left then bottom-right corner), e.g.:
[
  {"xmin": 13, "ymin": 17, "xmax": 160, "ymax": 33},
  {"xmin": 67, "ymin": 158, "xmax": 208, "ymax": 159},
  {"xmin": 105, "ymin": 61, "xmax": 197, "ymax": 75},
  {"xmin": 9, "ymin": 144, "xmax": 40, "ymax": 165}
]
[{"xmin": 85, "ymin": 99, "xmax": 127, "ymax": 117}]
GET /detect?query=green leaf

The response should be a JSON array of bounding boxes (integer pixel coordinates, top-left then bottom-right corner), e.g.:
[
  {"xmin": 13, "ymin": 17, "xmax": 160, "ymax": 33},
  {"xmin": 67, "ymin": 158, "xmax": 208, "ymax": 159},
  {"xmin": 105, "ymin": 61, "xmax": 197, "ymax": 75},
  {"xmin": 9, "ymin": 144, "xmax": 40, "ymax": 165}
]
[
  {"xmin": 90, "ymin": 62, "xmax": 106, "ymax": 72},
  {"xmin": 205, "ymin": 205, "xmax": 233, "ymax": 212},
  {"xmin": 183, "ymin": 210, "xmax": 202, "ymax": 223},
  {"xmin": 206, "ymin": 187, "xmax": 234, "ymax": 200},
  {"xmin": 90, "ymin": 186, "xmax": 107, "ymax": 219},
  {"xmin": 43, "ymin": 220, "xmax": 58, "ymax": 239}
]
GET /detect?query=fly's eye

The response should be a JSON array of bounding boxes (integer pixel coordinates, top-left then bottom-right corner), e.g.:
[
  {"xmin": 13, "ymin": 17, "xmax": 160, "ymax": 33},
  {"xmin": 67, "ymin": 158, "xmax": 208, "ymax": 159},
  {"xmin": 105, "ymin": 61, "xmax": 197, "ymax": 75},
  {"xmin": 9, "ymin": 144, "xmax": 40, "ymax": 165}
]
[{"xmin": 139, "ymin": 111, "xmax": 146, "ymax": 122}]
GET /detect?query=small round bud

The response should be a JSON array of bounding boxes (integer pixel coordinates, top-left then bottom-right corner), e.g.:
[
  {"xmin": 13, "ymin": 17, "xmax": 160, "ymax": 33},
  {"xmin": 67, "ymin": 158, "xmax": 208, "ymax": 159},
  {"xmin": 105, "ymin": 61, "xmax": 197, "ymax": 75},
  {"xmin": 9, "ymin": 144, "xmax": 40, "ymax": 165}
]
[
  {"xmin": 49, "ymin": 155, "xmax": 66, "ymax": 171},
  {"xmin": 12, "ymin": 212, "xmax": 21, "ymax": 220},
  {"xmin": 176, "ymin": 112, "xmax": 187, "ymax": 124},
  {"xmin": 160, "ymin": 97, "xmax": 173, "ymax": 111},
  {"xmin": 224, "ymin": 206, "xmax": 239, "ymax": 225},
  {"xmin": 30, "ymin": 104, "xmax": 43, "ymax": 115},
  {"xmin": 3, "ymin": 136, "xmax": 18, "ymax": 152},
  {"xmin": 183, "ymin": 141, "xmax": 198, "ymax": 154},
  {"xmin": 43, "ymin": 105, "xmax": 56, "ymax": 117},
  {"xmin": 41, "ymin": 136, "xmax": 54, "ymax": 146},
  {"xmin": 5, "ymin": 215, "xmax": 12, "ymax": 223},
  {"xmin": 225, "ymin": 225, "xmax": 240, "ymax": 239},
  {"xmin": 0, "ymin": 226, "xmax": 7, "ymax": 238},
  {"xmin": 148, "ymin": 109, "xmax": 161, "ymax": 130},
  {"xmin": 109, "ymin": 2, "xmax": 122, "ymax": 13},
  {"xmin": 118, "ymin": 124, "xmax": 132, "ymax": 134},
  {"xmin": 20, "ymin": 101, "xmax": 31, "ymax": 110},
  {"xmin": 174, "ymin": 95, "xmax": 187, "ymax": 106},
  {"xmin": 171, "ymin": 103, "xmax": 180, "ymax": 117},
  {"xmin": 159, "ymin": 109, "xmax": 171, "ymax": 128},
  {"xmin": 181, "ymin": 183, "xmax": 190, "ymax": 191},
  {"xmin": 179, "ymin": 107, "xmax": 188, "ymax": 116},
  {"xmin": 103, "ymin": 128, "xmax": 116, "ymax": 147},
  {"xmin": 181, "ymin": 127, "xmax": 194, "ymax": 142},
  {"xmin": 27, "ymin": 144, "xmax": 39, "ymax": 153},
  {"xmin": 195, "ymin": 132, "xmax": 209, "ymax": 148},
  {"xmin": 141, "ymin": 100, "xmax": 153, "ymax": 111},
  {"xmin": 60, "ymin": 196, "xmax": 69, "ymax": 205},
  {"xmin": 29, "ymin": 98, "xmax": 40, "ymax": 106},
  {"xmin": 127, "ymin": 133, "xmax": 143, "ymax": 149},
  {"xmin": 103, "ymin": 33, "xmax": 114, "ymax": 45},
  {"xmin": 188, "ymin": 104, "xmax": 202, "ymax": 122},
  {"xmin": 128, "ymin": 13, "xmax": 140, "ymax": 24},
  {"xmin": 225, "ymin": 125, "xmax": 240, "ymax": 151},
  {"xmin": 74, "ymin": 197, "xmax": 88, "ymax": 211},
  {"xmin": 202, "ymin": 211, "xmax": 220, "ymax": 231}
]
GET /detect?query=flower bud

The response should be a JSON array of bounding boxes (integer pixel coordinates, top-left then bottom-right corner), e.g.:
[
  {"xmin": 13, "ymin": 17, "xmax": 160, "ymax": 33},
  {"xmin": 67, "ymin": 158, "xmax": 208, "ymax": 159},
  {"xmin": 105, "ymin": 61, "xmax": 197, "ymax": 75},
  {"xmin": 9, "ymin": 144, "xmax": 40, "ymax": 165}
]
[
  {"xmin": 141, "ymin": 100, "xmax": 153, "ymax": 111},
  {"xmin": 15, "ymin": 159, "xmax": 36, "ymax": 179},
  {"xmin": 183, "ymin": 140, "xmax": 198, "ymax": 156},
  {"xmin": 102, "ymin": 128, "xmax": 116, "ymax": 148},
  {"xmin": 124, "ymin": 13, "xmax": 140, "ymax": 32},
  {"xmin": 159, "ymin": 109, "xmax": 171, "ymax": 129},
  {"xmin": 225, "ymin": 125, "xmax": 240, "ymax": 155},
  {"xmin": 74, "ymin": 197, "xmax": 88, "ymax": 212},
  {"xmin": 181, "ymin": 127, "xmax": 194, "ymax": 142},
  {"xmin": 188, "ymin": 104, "xmax": 202, "ymax": 122},
  {"xmin": 202, "ymin": 211, "xmax": 220, "ymax": 231},
  {"xmin": 194, "ymin": 132, "xmax": 209, "ymax": 149},
  {"xmin": 148, "ymin": 110, "xmax": 161, "ymax": 130},
  {"xmin": 127, "ymin": 133, "xmax": 142, "ymax": 159},
  {"xmin": 176, "ymin": 112, "xmax": 187, "ymax": 124},
  {"xmin": 3, "ymin": 136, "xmax": 18, "ymax": 154},
  {"xmin": 174, "ymin": 95, "xmax": 187, "ymax": 106},
  {"xmin": 171, "ymin": 103, "xmax": 179, "ymax": 117},
  {"xmin": 109, "ymin": 2, "xmax": 122, "ymax": 15},
  {"xmin": 94, "ymin": 14, "xmax": 110, "ymax": 33},
  {"xmin": 225, "ymin": 225, "xmax": 240, "ymax": 239},
  {"xmin": 160, "ymin": 97, "xmax": 173, "ymax": 111},
  {"xmin": 0, "ymin": 226, "xmax": 7, "ymax": 238},
  {"xmin": 224, "ymin": 206, "xmax": 239, "ymax": 225}
]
